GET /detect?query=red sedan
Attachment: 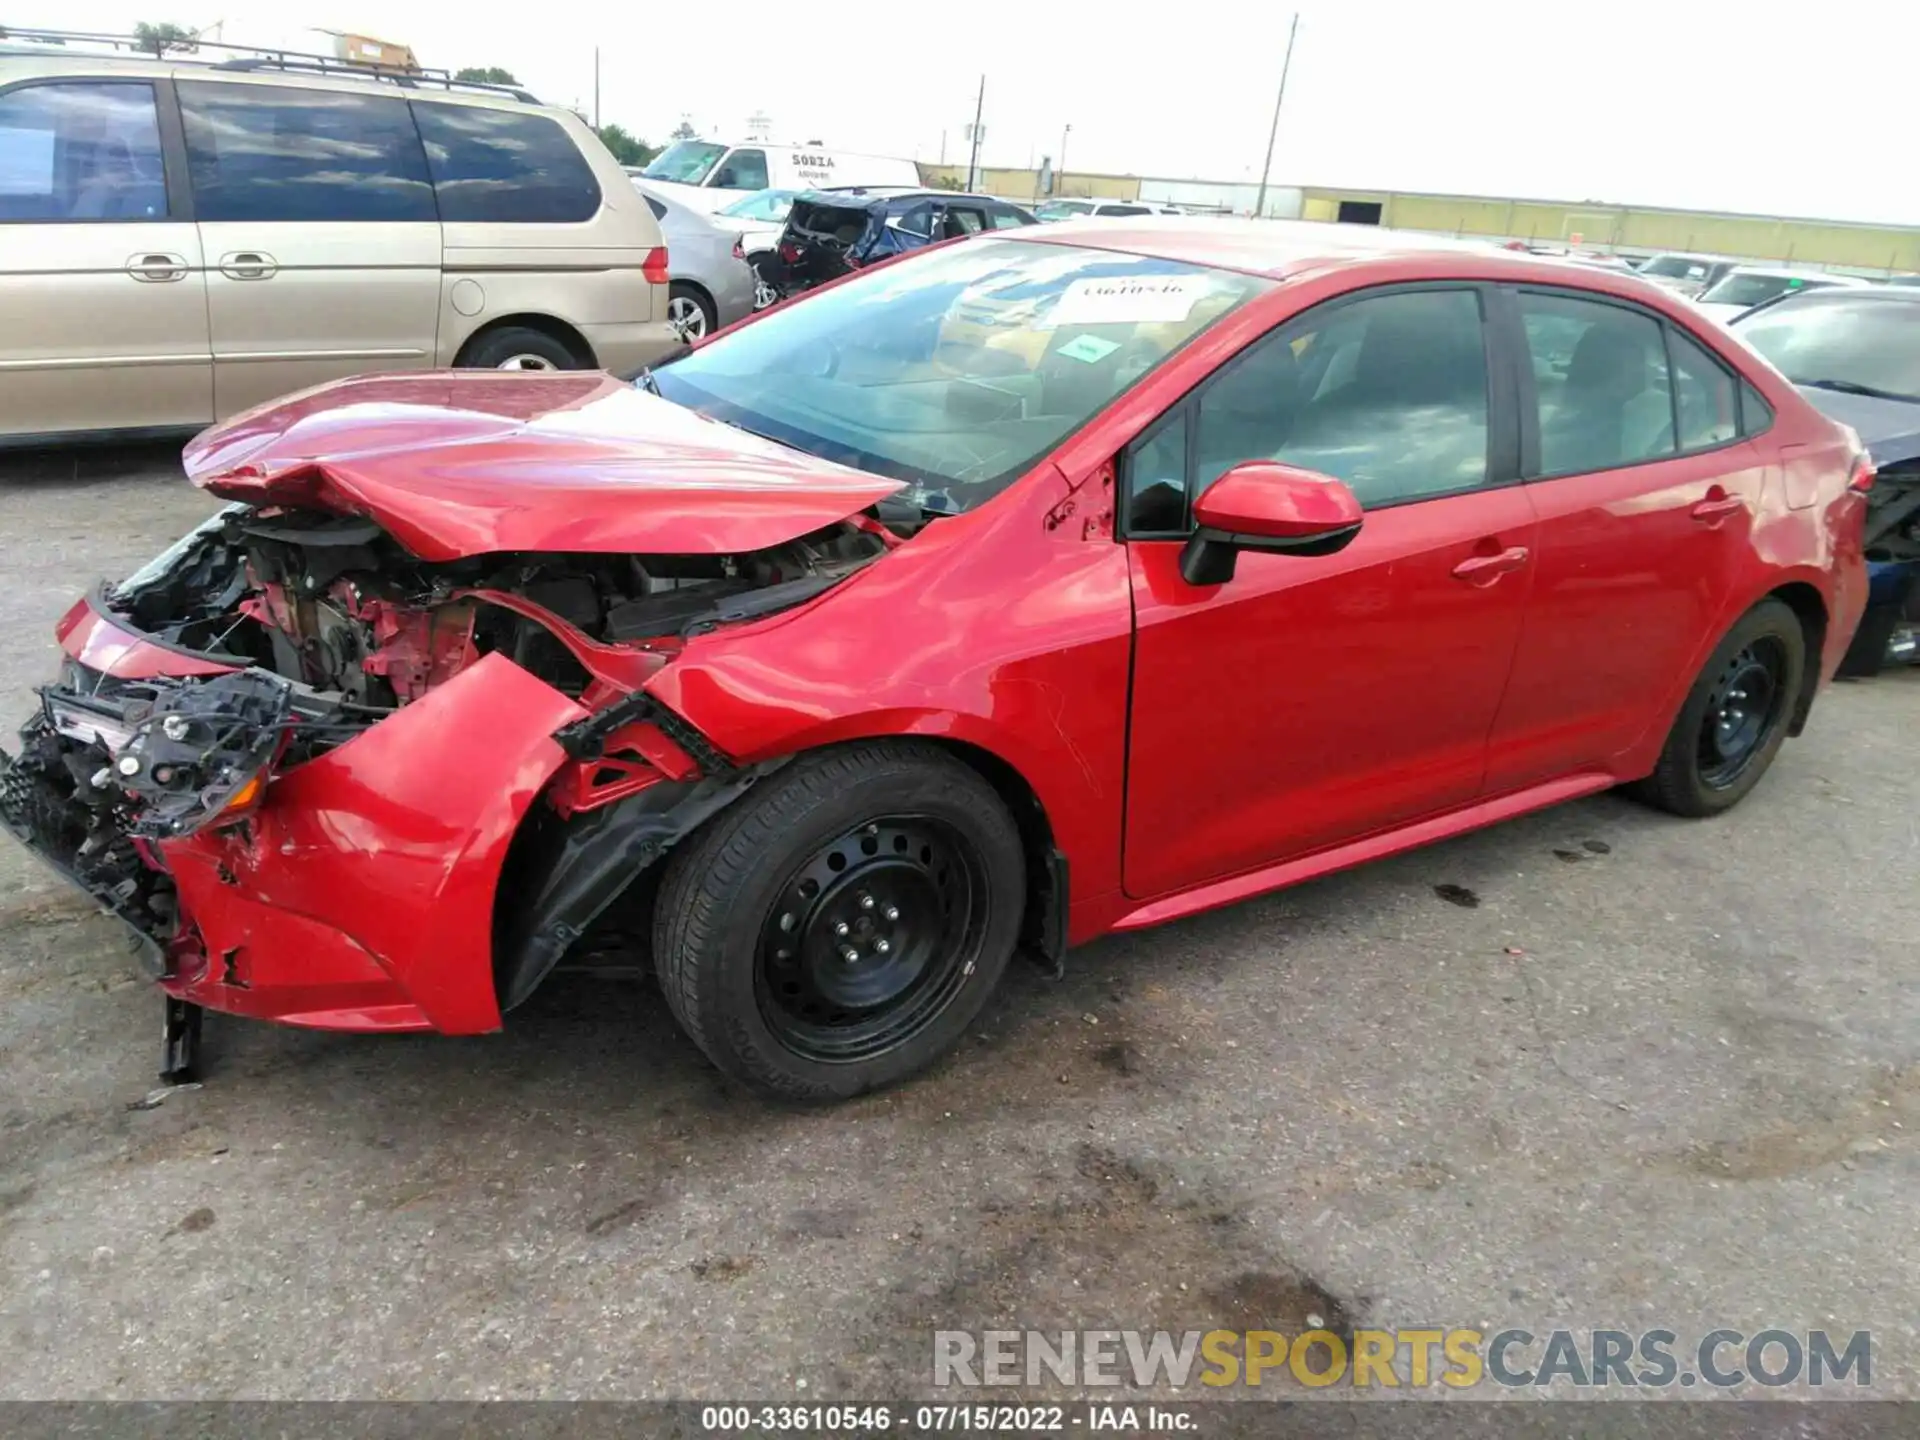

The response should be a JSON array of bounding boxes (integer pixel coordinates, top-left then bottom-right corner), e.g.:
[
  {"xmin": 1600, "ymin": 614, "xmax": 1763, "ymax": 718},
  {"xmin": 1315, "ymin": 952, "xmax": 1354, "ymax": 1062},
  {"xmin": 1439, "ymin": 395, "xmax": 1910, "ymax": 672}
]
[{"xmin": 2, "ymin": 222, "xmax": 1869, "ymax": 1100}]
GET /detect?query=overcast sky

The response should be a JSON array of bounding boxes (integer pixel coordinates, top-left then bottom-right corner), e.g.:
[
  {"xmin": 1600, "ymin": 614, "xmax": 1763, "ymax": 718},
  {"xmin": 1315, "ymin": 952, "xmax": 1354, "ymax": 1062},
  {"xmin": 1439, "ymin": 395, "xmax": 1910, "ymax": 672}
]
[{"xmin": 60, "ymin": 0, "xmax": 1920, "ymax": 225}]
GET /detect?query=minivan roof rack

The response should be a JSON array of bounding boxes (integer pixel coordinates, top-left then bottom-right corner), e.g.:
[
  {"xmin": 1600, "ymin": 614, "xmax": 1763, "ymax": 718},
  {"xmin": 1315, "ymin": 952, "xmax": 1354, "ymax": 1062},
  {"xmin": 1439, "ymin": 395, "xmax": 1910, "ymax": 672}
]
[{"xmin": 0, "ymin": 27, "xmax": 544, "ymax": 104}]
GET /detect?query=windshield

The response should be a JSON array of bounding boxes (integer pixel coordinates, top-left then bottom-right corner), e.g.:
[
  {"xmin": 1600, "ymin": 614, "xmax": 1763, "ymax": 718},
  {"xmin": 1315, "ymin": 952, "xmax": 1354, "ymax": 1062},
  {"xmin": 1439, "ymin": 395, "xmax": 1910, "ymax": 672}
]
[
  {"xmin": 1641, "ymin": 256, "xmax": 1709, "ymax": 280},
  {"xmin": 650, "ymin": 238, "xmax": 1269, "ymax": 512},
  {"xmin": 1701, "ymin": 273, "xmax": 1831, "ymax": 308},
  {"xmin": 1034, "ymin": 201, "xmax": 1091, "ymax": 220},
  {"xmin": 1735, "ymin": 296, "xmax": 1920, "ymax": 403},
  {"xmin": 642, "ymin": 141, "xmax": 729, "ymax": 184},
  {"xmin": 718, "ymin": 188, "xmax": 798, "ymax": 221}
]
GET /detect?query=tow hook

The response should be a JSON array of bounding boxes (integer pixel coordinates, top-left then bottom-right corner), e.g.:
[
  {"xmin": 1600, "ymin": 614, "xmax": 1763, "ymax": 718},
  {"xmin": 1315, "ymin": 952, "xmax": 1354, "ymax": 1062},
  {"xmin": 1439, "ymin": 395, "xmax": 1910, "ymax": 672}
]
[{"xmin": 161, "ymin": 996, "xmax": 203, "ymax": 1084}]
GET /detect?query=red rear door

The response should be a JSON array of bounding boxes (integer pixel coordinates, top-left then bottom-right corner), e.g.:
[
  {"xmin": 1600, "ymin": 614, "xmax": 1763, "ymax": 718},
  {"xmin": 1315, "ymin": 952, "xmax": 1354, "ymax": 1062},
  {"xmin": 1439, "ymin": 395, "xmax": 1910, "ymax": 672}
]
[
  {"xmin": 1483, "ymin": 288, "xmax": 1773, "ymax": 792},
  {"xmin": 1121, "ymin": 285, "xmax": 1536, "ymax": 900}
]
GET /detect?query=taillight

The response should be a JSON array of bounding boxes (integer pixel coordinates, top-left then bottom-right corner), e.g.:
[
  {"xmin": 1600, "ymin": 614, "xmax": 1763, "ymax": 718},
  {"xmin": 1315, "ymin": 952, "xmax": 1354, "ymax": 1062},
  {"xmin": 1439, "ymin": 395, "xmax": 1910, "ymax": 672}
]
[
  {"xmin": 1849, "ymin": 454, "xmax": 1877, "ymax": 493},
  {"xmin": 642, "ymin": 247, "xmax": 669, "ymax": 285},
  {"xmin": 731, "ymin": 236, "xmax": 745, "ymax": 260}
]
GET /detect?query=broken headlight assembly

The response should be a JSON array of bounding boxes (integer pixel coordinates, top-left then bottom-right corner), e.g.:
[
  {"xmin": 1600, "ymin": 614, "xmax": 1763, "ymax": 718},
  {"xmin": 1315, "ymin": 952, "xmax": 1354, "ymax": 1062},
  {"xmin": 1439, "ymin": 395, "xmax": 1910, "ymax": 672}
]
[{"xmin": 96, "ymin": 671, "xmax": 296, "ymax": 839}]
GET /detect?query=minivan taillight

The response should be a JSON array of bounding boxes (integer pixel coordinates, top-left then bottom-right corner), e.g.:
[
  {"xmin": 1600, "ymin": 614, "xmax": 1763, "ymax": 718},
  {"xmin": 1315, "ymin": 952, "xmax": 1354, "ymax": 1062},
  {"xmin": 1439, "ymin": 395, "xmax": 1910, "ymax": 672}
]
[
  {"xmin": 642, "ymin": 247, "xmax": 669, "ymax": 286},
  {"xmin": 1849, "ymin": 454, "xmax": 1877, "ymax": 493}
]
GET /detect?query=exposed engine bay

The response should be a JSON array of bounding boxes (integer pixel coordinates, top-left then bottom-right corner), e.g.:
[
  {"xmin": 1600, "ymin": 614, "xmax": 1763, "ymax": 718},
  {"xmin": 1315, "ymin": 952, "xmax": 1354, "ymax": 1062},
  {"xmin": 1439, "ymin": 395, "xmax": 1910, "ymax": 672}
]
[{"xmin": 111, "ymin": 504, "xmax": 891, "ymax": 716}]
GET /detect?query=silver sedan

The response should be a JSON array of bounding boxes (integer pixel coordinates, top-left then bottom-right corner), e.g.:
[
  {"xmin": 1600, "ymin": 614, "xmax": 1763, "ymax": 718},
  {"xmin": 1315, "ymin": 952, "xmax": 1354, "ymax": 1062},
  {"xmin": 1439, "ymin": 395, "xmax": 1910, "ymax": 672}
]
[{"xmin": 634, "ymin": 181, "xmax": 759, "ymax": 340}]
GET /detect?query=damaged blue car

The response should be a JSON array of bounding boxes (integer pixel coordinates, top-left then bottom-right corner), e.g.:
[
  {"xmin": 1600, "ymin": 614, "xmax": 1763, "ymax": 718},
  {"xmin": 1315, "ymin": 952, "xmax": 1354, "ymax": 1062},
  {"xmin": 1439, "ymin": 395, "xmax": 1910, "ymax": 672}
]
[
  {"xmin": 749, "ymin": 188, "xmax": 1037, "ymax": 304},
  {"xmin": 1733, "ymin": 285, "xmax": 1920, "ymax": 672}
]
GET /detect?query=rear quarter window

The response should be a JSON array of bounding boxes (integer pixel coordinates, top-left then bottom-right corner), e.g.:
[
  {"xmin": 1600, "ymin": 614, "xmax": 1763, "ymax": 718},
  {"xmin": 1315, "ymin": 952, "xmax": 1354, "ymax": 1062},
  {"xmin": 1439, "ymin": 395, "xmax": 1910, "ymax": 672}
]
[{"xmin": 411, "ymin": 103, "xmax": 601, "ymax": 224}]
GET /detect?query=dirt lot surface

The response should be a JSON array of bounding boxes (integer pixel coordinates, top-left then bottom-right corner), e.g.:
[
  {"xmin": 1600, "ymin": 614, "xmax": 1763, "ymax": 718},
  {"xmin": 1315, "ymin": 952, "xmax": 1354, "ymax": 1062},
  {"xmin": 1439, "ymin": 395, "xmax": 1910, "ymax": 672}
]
[{"xmin": 1, "ymin": 447, "xmax": 1915, "ymax": 1401}]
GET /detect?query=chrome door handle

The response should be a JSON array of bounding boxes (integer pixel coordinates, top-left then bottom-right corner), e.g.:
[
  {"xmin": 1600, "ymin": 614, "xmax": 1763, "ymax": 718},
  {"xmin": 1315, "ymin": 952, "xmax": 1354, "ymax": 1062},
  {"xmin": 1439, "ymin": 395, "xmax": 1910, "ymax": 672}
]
[
  {"xmin": 219, "ymin": 251, "xmax": 278, "ymax": 281},
  {"xmin": 1451, "ymin": 546, "xmax": 1530, "ymax": 586},
  {"xmin": 127, "ymin": 252, "xmax": 187, "ymax": 282}
]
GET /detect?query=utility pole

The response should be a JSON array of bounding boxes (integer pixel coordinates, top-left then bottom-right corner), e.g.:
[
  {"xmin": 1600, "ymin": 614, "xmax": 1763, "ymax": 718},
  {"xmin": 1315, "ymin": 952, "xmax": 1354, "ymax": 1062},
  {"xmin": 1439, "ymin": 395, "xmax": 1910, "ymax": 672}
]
[
  {"xmin": 966, "ymin": 74, "xmax": 985, "ymax": 192},
  {"xmin": 1253, "ymin": 13, "xmax": 1300, "ymax": 220},
  {"xmin": 1059, "ymin": 123, "xmax": 1071, "ymax": 194},
  {"xmin": 593, "ymin": 46, "xmax": 601, "ymax": 128}
]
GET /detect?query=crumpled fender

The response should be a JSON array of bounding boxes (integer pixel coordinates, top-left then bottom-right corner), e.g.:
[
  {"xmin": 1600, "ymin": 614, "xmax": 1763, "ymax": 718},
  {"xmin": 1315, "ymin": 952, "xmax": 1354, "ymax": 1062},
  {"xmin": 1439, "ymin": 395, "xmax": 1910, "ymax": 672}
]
[{"xmin": 163, "ymin": 654, "xmax": 586, "ymax": 1033}]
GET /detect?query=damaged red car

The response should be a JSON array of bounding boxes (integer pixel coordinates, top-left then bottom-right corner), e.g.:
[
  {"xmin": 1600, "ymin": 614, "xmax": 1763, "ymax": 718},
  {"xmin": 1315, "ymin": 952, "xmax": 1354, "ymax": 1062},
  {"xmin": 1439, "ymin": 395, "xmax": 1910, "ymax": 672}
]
[{"xmin": 1, "ymin": 224, "xmax": 1869, "ymax": 1100}]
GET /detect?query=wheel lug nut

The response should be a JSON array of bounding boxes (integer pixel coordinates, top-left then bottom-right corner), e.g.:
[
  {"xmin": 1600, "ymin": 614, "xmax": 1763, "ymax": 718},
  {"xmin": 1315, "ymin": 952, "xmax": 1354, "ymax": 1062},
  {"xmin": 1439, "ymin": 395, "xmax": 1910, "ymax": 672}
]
[
  {"xmin": 833, "ymin": 921, "xmax": 850, "ymax": 938},
  {"xmin": 884, "ymin": 905, "xmax": 900, "ymax": 922},
  {"xmin": 859, "ymin": 893, "xmax": 876, "ymax": 911},
  {"xmin": 874, "ymin": 938, "xmax": 891, "ymax": 955},
  {"xmin": 840, "ymin": 946, "xmax": 860, "ymax": 964}
]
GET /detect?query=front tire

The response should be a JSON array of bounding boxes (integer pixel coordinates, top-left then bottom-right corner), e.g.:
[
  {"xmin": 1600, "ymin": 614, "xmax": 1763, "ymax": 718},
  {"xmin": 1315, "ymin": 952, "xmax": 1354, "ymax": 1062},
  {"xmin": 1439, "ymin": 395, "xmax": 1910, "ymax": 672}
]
[
  {"xmin": 653, "ymin": 743, "xmax": 1025, "ymax": 1101},
  {"xmin": 1628, "ymin": 598, "xmax": 1806, "ymax": 817}
]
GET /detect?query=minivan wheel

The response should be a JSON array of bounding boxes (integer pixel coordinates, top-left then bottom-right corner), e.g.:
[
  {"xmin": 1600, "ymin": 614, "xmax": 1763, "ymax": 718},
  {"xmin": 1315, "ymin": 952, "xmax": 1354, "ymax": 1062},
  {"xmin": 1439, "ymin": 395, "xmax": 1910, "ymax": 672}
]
[
  {"xmin": 667, "ymin": 283, "xmax": 717, "ymax": 340},
  {"xmin": 652, "ymin": 742, "xmax": 1025, "ymax": 1102},
  {"xmin": 1628, "ymin": 598, "xmax": 1806, "ymax": 818},
  {"xmin": 458, "ymin": 326, "xmax": 583, "ymax": 372}
]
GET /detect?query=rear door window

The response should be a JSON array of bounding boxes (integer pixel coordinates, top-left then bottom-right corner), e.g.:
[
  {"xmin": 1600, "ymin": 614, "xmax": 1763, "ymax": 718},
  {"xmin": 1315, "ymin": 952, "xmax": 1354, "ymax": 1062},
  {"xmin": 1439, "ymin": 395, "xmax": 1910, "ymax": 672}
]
[
  {"xmin": 1667, "ymin": 329, "xmax": 1739, "ymax": 450},
  {"xmin": 411, "ymin": 102, "xmax": 600, "ymax": 223},
  {"xmin": 892, "ymin": 203, "xmax": 934, "ymax": 238},
  {"xmin": 989, "ymin": 206, "xmax": 1035, "ymax": 229},
  {"xmin": 1517, "ymin": 290, "xmax": 1674, "ymax": 476},
  {"xmin": 941, "ymin": 206, "xmax": 988, "ymax": 237},
  {"xmin": 0, "ymin": 80, "xmax": 169, "ymax": 221},
  {"xmin": 179, "ymin": 81, "xmax": 435, "ymax": 222}
]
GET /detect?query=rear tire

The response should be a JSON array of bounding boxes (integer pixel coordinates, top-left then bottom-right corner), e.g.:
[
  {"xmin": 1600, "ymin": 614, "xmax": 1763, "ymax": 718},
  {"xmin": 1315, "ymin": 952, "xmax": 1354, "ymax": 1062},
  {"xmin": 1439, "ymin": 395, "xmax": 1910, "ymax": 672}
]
[
  {"xmin": 667, "ymin": 282, "xmax": 718, "ymax": 340},
  {"xmin": 1628, "ymin": 598, "xmax": 1805, "ymax": 817},
  {"xmin": 653, "ymin": 742, "xmax": 1025, "ymax": 1102},
  {"xmin": 458, "ymin": 326, "xmax": 584, "ymax": 371}
]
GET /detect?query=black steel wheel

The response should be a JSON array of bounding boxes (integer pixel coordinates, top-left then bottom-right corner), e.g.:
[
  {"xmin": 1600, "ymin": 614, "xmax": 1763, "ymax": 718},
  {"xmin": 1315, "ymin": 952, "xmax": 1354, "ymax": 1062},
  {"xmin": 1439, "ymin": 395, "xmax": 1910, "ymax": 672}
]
[
  {"xmin": 1630, "ymin": 597, "xmax": 1806, "ymax": 817},
  {"xmin": 754, "ymin": 817, "xmax": 989, "ymax": 1063},
  {"xmin": 653, "ymin": 743, "xmax": 1026, "ymax": 1101},
  {"xmin": 1696, "ymin": 637, "xmax": 1788, "ymax": 790}
]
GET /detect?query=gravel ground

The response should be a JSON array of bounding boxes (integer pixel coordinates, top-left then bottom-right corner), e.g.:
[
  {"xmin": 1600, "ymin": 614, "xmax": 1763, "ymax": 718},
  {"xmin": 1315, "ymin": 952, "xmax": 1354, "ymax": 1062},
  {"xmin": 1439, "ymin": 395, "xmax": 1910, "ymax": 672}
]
[{"xmin": 0, "ymin": 446, "xmax": 1916, "ymax": 1403}]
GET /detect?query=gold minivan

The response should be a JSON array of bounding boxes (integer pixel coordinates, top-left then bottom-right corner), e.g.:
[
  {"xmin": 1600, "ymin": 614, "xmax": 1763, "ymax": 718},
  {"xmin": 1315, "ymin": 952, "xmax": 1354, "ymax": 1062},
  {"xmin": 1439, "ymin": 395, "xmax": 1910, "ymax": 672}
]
[{"xmin": 0, "ymin": 33, "xmax": 679, "ymax": 447}]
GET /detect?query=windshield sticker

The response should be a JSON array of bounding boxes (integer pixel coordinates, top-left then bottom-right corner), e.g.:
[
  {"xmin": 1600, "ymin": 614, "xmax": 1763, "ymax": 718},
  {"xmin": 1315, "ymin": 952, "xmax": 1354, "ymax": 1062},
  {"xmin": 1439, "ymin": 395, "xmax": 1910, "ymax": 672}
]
[
  {"xmin": 1047, "ymin": 275, "xmax": 1203, "ymax": 328},
  {"xmin": 1056, "ymin": 334, "xmax": 1123, "ymax": 364}
]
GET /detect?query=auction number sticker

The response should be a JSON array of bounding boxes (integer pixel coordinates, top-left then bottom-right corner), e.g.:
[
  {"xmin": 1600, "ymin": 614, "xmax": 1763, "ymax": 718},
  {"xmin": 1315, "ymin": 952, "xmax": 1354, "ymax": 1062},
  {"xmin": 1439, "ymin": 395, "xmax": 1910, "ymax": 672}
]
[{"xmin": 1046, "ymin": 275, "xmax": 1203, "ymax": 328}]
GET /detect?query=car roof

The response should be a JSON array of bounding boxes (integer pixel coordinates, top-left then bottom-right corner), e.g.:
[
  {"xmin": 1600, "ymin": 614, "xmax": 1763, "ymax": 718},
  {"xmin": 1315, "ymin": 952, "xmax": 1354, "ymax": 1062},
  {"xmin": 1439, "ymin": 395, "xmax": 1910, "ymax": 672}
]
[
  {"xmin": 798, "ymin": 188, "xmax": 1012, "ymax": 207},
  {"xmin": 1005, "ymin": 219, "xmax": 1796, "ymax": 309},
  {"xmin": 1016, "ymin": 217, "xmax": 1531, "ymax": 276},
  {"xmin": 0, "ymin": 42, "xmax": 548, "ymax": 108},
  {"xmin": 1743, "ymin": 284, "xmax": 1920, "ymax": 309},
  {"xmin": 1719, "ymin": 265, "xmax": 1864, "ymax": 281},
  {"xmin": 1730, "ymin": 283, "xmax": 1920, "ymax": 328}
]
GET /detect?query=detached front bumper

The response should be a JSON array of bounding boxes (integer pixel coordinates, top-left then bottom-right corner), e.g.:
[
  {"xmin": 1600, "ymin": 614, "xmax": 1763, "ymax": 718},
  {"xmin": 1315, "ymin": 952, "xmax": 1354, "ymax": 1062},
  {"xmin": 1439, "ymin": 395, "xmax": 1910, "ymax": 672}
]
[
  {"xmin": 4, "ymin": 626, "xmax": 587, "ymax": 1035},
  {"xmin": 0, "ymin": 724, "xmax": 168, "ymax": 975}
]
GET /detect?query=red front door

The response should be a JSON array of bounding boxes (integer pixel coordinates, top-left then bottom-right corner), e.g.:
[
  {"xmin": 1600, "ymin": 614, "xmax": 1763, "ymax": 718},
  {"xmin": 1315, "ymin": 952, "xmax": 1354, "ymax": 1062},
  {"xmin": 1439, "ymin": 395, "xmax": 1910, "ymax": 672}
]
[
  {"xmin": 1117, "ymin": 284, "xmax": 1536, "ymax": 901},
  {"xmin": 1124, "ymin": 489, "xmax": 1537, "ymax": 899}
]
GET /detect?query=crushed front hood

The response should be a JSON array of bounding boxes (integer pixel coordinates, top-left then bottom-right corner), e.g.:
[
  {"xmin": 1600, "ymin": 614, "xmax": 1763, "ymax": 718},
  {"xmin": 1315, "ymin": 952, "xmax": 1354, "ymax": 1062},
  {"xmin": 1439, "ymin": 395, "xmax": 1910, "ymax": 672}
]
[{"xmin": 183, "ymin": 370, "xmax": 903, "ymax": 561}]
